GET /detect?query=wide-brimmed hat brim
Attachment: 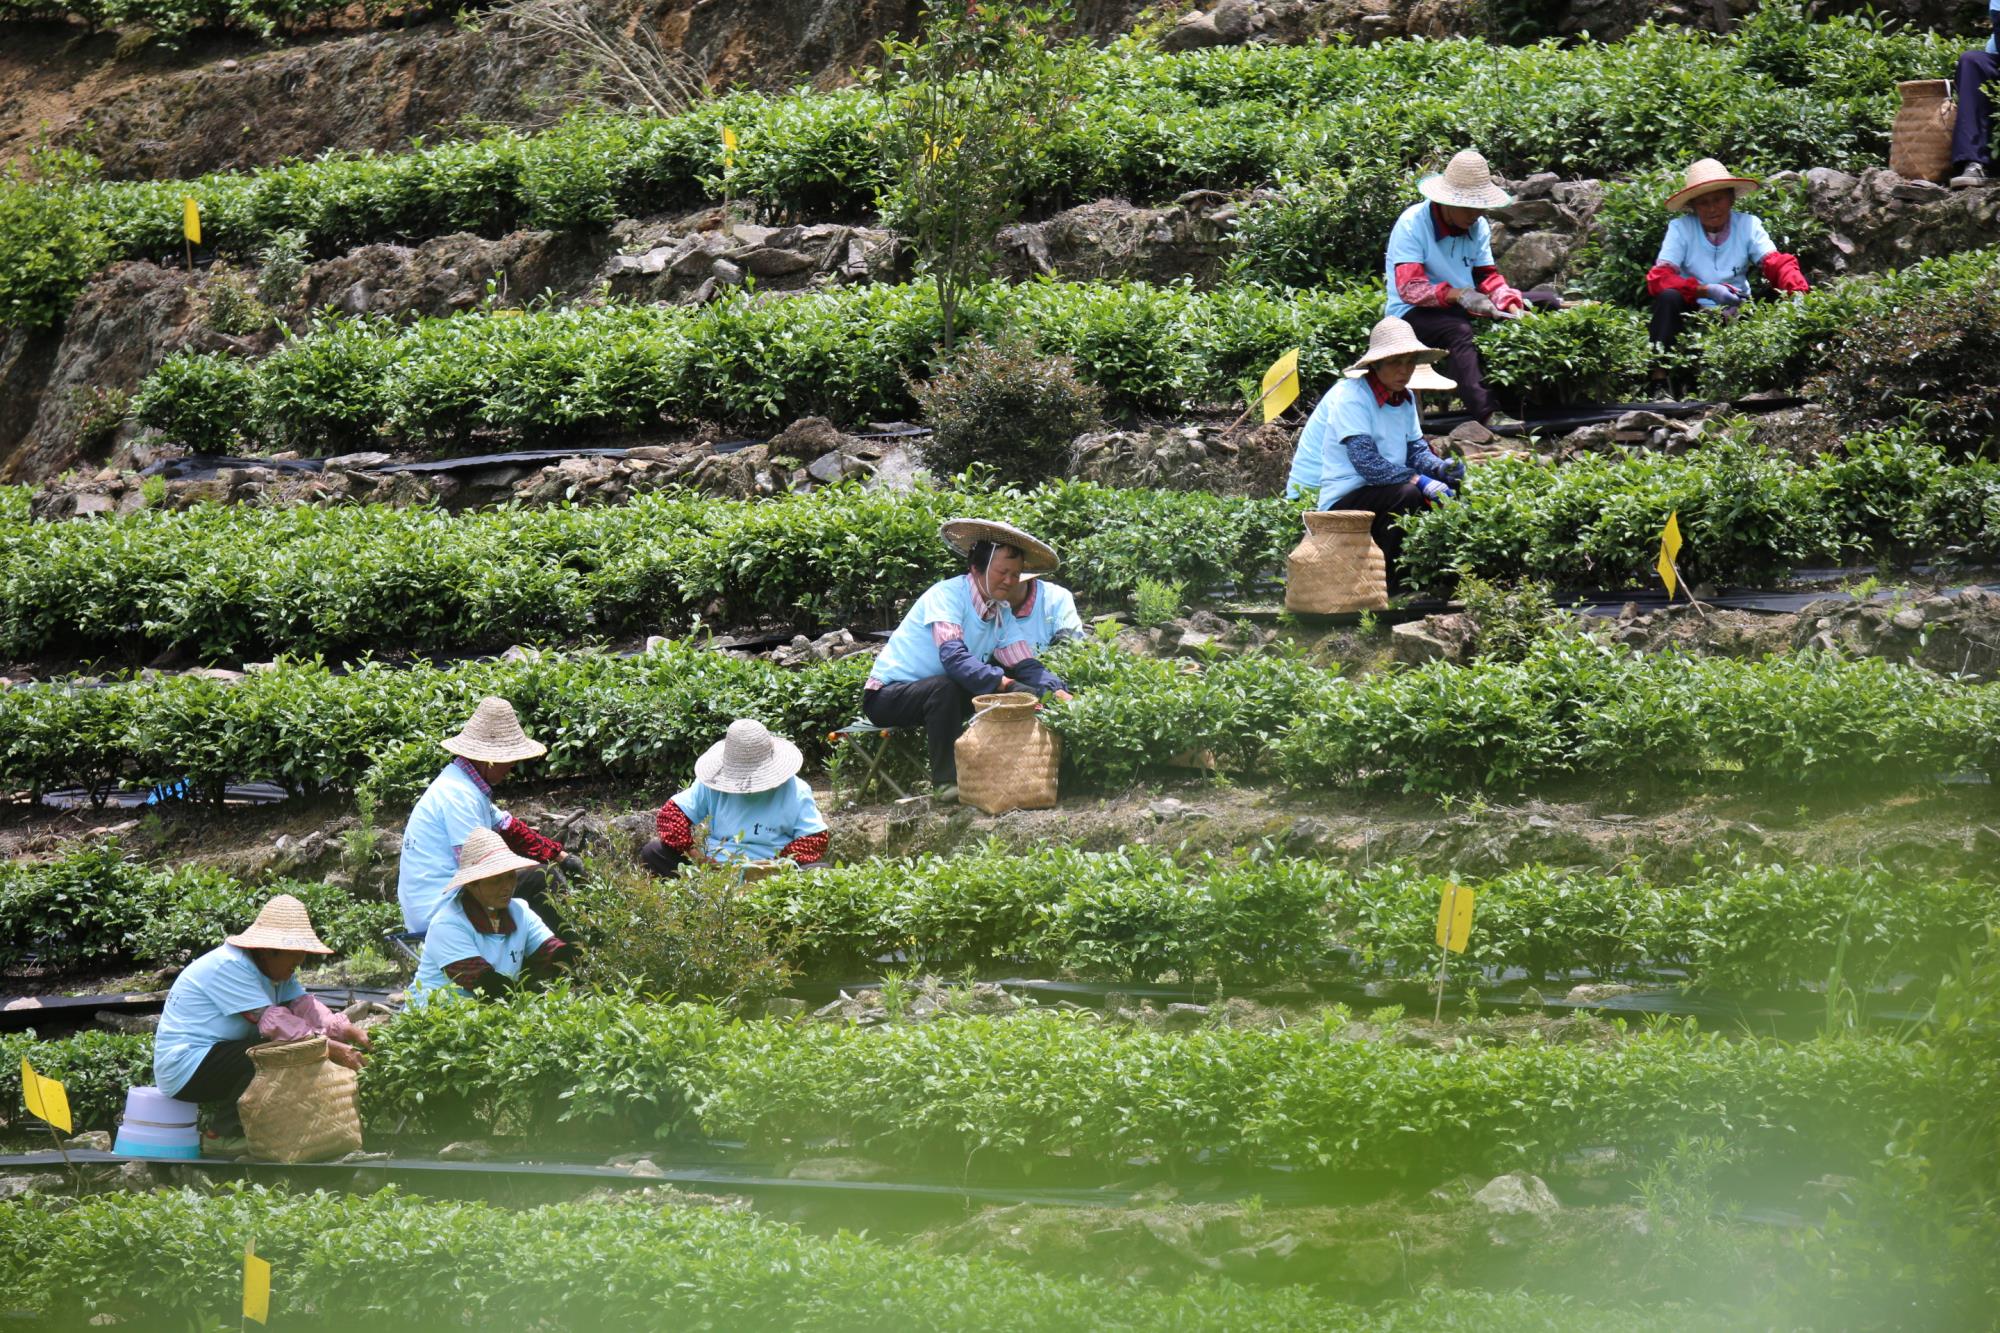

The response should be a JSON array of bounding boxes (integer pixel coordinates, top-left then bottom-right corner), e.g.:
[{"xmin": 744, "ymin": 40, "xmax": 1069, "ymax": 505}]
[
  {"xmin": 1408, "ymin": 364, "xmax": 1458, "ymax": 392},
  {"xmin": 939, "ymin": 519, "xmax": 1059, "ymax": 575},
  {"xmin": 1345, "ymin": 346, "xmax": 1447, "ymax": 378},
  {"xmin": 446, "ymin": 844, "xmax": 542, "ymax": 892},
  {"xmin": 1418, "ymin": 174, "xmax": 1514, "ymax": 211},
  {"xmin": 226, "ymin": 895, "xmax": 334, "ymax": 954},
  {"xmin": 442, "ymin": 734, "xmax": 547, "ymax": 763},
  {"xmin": 1665, "ymin": 176, "xmax": 1760, "ymax": 211},
  {"xmin": 695, "ymin": 732, "xmax": 804, "ymax": 794}
]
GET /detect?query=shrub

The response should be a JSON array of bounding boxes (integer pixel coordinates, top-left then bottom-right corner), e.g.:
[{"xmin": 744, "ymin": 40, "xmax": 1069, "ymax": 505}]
[
  {"xmin": 129, "ymin": 351, "xmax": 257, "ymax": 453},
  {"xmin": 911, "ymin": 336, "xmax": 1104, "ymax": 481},
  {"xmin": 1228, "ymin": 162, "xmax": 1407, "ymax": 289},
  {"xmin": 555, "ymin": 860, "xmax": 795, "ymax": 1005},
  {"xmin": 1820, "ymin": 278, "xmax": 2000, "ymax": 456}
]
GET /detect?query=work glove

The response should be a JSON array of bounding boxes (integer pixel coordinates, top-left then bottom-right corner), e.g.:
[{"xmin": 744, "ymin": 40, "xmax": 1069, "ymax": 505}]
[
  {"xmin": 1703, "ymin": 283, "xmax": 1745, "ymax": 308},
  {"xmin": 1454, "ymin": 287, "xmax": 1500, "ymax": 318},
  {"xmin": 556, "ymin": 852, "xmax": 588, "ymax": 882},
  {"xmin": 1492, "ymin": 287, "xmax": 1529, "ymax": 316},
  {"xmin": 1415, "ymin": 476, "xmax": 1455, "ymax": 502}
]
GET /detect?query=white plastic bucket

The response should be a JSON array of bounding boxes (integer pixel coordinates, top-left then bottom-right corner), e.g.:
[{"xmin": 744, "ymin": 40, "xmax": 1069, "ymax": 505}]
[{"xmin": 113, "ymin": 1086, "xmax": 200, "ymax": 1159}]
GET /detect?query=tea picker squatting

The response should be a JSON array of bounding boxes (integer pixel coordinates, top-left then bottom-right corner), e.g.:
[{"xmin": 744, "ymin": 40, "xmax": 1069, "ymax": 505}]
[
  {"xmin": 1287, "ymin": 317, "xmax": 1463, "ymax": 591},
  {"xmin": 1645, "ymin": 158, "xmax": 1810, "ymax": 393},
  {"xmin": 395, "ymin": 696, "xmax": 584, "ymax": 935},
  {"xmin": 1948, "ymin": 2, "xmax": 2000, "ymax": 187},
  {"xmin": 408, "ymin": 827, "xmax": 576, "ymax": 1007},
  {"xmin": 641, "ymin": 718, "xmax": 830, "ymax": 877},
  {"xmin": 862, "ymin": 520, "xmax": 1087, "ymax": 798},
  {"xmin": 152, "ymin": 895, "xmax": 370, "ymax": 1126}
]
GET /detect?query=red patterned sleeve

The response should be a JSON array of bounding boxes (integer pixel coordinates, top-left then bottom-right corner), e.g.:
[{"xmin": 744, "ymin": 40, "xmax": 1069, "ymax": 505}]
[
  {"xmin": 1646, "ymin": 263, "xmax": 1707, "ymax": 303},
  {"xmin": 1760, "ymin": 252, "xmax": 1809, "ymax": 294},
  {"xmin": 656, "ymin": 800, "xmax": 694, "ymax": 852},
  {"xmin": 497, "ymin": 814, "xmax": 563, "ymax": 863},
  {"xmin": 1394, "ymin": 262, "xmax": 1454, "ymax": 309},
  {"xmin": 780, "ymin": 831, "xmax": 829, "ymax": 865},
  {"xmin": 525, "ymin": 938, "xmax": 573, "ymax": 978}
]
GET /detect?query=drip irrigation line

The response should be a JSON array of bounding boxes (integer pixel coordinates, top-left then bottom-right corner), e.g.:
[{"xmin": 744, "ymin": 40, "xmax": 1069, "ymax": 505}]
[{"xmin": 0, "ymin": 985, "xmax": 398, "ymax": 1033}]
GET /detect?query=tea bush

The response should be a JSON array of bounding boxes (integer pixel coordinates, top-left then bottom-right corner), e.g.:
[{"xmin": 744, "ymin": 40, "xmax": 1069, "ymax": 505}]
[
  {"xmin": 1819, "ymin": 279, "xmax": 2000, "ymax": 456},
  {"xmin": 0, "ymin": 13, "xmax": 1958, "ymax": 331},
  {"xmin": 0, "ymin": 1185, "xmax": 1659, "ymax": 1329},
  {"xmin": 0, "ymin": 1029, "xmax": 152, "ymax": 1133},
  {"xmin": 0, "ymin": 841, "xmax": 393, "ymax": 971},
  {"xmin": 910, "ymin": 337, "xmax": 1104, "ymax": 482}
]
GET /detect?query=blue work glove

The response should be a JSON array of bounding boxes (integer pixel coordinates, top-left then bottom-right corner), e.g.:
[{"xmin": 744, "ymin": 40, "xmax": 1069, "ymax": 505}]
[
  {"xmin": 1703, "ymin": 283, "xmax": 1745, "ymax": 308},
  {"xmin": 1415, "ymin": 475, "xmax": 1455, "ymax": 502}
]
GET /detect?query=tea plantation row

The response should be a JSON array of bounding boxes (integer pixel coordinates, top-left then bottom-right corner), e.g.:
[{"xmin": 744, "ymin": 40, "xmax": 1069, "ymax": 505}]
[
  {"xmin": 0, "ymin": 1185, "xmax": 1660, "ymax": 1330},
  {"xmin": 1, "ymin": 10, "xmax": 1955, "ymax": 328},
  {"xmin": 12, "ymin": 838, "xmax": 1983, "ymax": 994},
  {"xmin": 4, "ymin": 1001, "xmax": 1932, "ymax": 1177},
  {"xmin": 4, "ymin": 634, "xmax": 1994, "ymax": 806}
]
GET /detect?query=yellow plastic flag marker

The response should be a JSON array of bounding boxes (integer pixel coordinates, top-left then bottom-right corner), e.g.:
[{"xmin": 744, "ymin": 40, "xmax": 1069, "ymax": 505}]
[
  {"xmin": 722, "ymin": 126, "xmax": 738, "ymax": 169},
  {"xmin": 1657, "ymin": 511, "xmax": 1683, "ymax": 600},
  {"xmin": 1259, "ymin": 348, "xmax": 1300, "ymax": 423},
  {"xmin": 243, "ymin": 1239, "xmax": 271, "ymax": 1325},
  {"xmin": 1435, "ymin": 882, "xmax": 1475, "ymax": 954},
  {"xmin": 182, "ymin": 196, "xmax": 201, "ymax": 245},
  {"xmin": 19, "ymin": 1057, "xmax": 71, "ymax": 1135}
]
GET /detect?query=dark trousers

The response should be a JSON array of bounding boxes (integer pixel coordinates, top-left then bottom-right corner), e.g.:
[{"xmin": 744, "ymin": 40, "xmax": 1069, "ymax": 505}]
[
  {"xmin": 175, "ymin": 1037, "xmax": 258, "ymax": 1111},
  {"xmin": 1955, "ymin": 48, "xmax": 1998, "ymax": 167},
  {"xmin": 862, "ymin": 675, "xmax": 972, "ymax": 784},
  {"xmin": 1403, "ymin": 289, "xmax": 1561, "ymax": 423},
  {"xmin": 511, "ymin": 864, "xmax": 571, "ymax": 941},
  {"xmin": 639, "ymin": 838, "xmax": 688, "ymax": 877},
  {"xmin": 1650, "ymin": 289, "xmax": 1692, "ymax": 355},
  {"xmin": 1326, "ymin": 480, "xmax": 1428, "ymax": 588}
]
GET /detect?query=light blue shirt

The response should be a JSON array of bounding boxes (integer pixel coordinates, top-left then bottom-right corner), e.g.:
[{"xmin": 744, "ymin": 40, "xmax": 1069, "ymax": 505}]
[
  {"xmin": 1309, "ymin": 376, "xmax": 1426, "ymax": 509},
  {"xmin": 1384, "ymin": 199, "xmax": 1494, "ymax": 319},
  {"xmin": 408, "ymin": 892, "xmax": 555, "ymax": 1008},
  {"xmin": 672, "ymin": 776, "xmax": 827, "ymax": 864},
  {"xmin": 1655, "ymin": 212, "xmax": 1777, "ymax": 306},
  {"xmin": 869, "ymin": 575, "xmax": 1084, "ymax": 687},
  {"xmin": 153, "ymin": 944, "xmax": 305, "ymax": 1097},
  {"xmin": 396, "ymin": 761, "xmax": 510, "ymax": 932}
]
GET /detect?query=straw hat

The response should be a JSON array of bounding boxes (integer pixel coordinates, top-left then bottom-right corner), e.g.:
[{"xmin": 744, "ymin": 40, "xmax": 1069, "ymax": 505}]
[
  {"xmin": 441, "ymin": 696, "xmax": 547, "ymax": 764},
  {"xmin": 694, "ymin": 718, "xmax": 804, "ymax": 795},
  {"xmin": 1409, "ymin": 363, "xmax": 1458, "ymax": 393},
  {"xmin": 1344, "ymin": 318, "xmax": 1447, "ymax": 378},
  {"xmin": 226, "ymin": 894, "xmax": 333, "ymax": 954},
  {"xmin": 1665, "ymin": 158, "xmax": 1760, "ymax": 211},
  {"xmin": 1418, "ymin": 149, "xmax": 1514, "ymax": 211},
  {"xmin": 445, "ymin": 826, "xmax": 541, "ymax": 893},
  {"xmin": 938, "ymin": 519, "xmax": 1059, "ymax": 575}
]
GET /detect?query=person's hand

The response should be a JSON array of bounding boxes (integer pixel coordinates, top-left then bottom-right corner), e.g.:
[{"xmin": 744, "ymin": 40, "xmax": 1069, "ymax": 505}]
[
  {"xmin": 557, "ymin": 852, "xmax": 587, "ymax": 881},
  {"xmin": 327, "ymin": 1040, "xmax": 366, "ymax": 1071},
  {"xmin": 1492, "ymin": 287, "xmax": 1529, "ymax": 315},
  {"xmin": 1053, "ymin": 689, "xmax": 1074, "ymax": 704},
  {"xmin": 1416, "ymin": 476, "xmax": 1455, "ymax": 502},
  {"xmin": 1704, "ymin": 283, "xmax": 1744, "ymax": 308},
  {"xmin": 348, "ymin": 1027, "xmax": 373, "ymax": 1051},
  {"xmin": 1455, "ymin": 288, "xmax": 1500, "ymax": 318}
]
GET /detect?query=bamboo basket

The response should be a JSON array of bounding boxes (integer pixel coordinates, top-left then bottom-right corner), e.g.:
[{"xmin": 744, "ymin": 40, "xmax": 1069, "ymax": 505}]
[
  {"xmin": 955, "ymin": 693, "xmax": 1061, "ymax": 815},
  {"xmin": 1889, "ymin": 80, "xmax": 1955, "ymax": 183},
  {"xmin": 239, "ymin": 1035, "xmax": 363, "ymax": 1163},
  {"xmin": 1285, "ymin": 511, "xmax": 1388, "ymax": 614}
]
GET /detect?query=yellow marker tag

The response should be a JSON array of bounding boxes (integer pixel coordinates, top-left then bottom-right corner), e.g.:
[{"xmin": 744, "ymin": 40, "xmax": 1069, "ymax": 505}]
[
  {"xmin": 722, "ymin": 126, "xmax": 738, "ymax": 169},
  {"xmin": 1434, "ymin": 882, "xmax": 1475, "ymax": 954},
  {"xmin": 1657, "ymin": 510, "xmax": 1684, "ymax": 600},
  {"xmin": 182, "ymin": 196, "xmax": 201, "ymax": 246},
  {"xmin": 243, "ymin": 1240, "xmax": 271, "ymax": 1325},
  {"xmin": 20, "ymin": 1057, "xmax": 71, "ymax": 1135},
  {"xmin": 1260, "ymin": 349, "xmax": 1300, "ymax": 423}
]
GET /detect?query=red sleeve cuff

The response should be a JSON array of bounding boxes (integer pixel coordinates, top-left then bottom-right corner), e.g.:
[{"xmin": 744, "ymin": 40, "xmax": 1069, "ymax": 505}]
[
  {"xmin": 1646, "ymin": 264, "xmax": 1705, "ymax": 303},
  {"xmin": 498, "ymin": 816, "xmax": 563, "ymax": 863},
  {"xmin": 656, "ymin": 800, "xmax": 694, "ymax": 851},
  {"xmin": 780, "ymin": 831, "xmax": 829, "ymax": 865},
  {"xmin": 1760, "ymin": 252, "xmax": 1809, "ymax": 293}
]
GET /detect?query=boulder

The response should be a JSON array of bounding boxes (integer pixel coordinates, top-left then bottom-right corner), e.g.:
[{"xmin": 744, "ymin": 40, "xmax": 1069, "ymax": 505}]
[
  {"xmin": 1391, "ymin": 613, "xmax": 1477, "ymax": 665},
  {"xmin": 1474, "ymin": 1172, "xmax": 1561, "ymax": 1218}
]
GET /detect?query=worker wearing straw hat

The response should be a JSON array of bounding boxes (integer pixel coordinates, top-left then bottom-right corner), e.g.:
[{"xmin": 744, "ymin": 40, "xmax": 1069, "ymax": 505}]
[
  {"xmin": 153, "ymin": 895, "xmax": 370, "ymax": 1116},
  {"xmin": 1948, "ymin": 3, "xmax": 2000, "ymax": 187},
  {"xmin": 1290, "ymin": 317, "xmax": 1463, "ymax": 585},
  {"xmin": 396, "ymin": 696, "xmax": 581, "ymax": 935},
  {"xmin": 642, "ymin": 719, "xmax": 829, "ymax": 877},
  {"xmin": 1645, "ymin": 158, "xmax": 1810, "ymax": 388},
  {"xmin": 1384, "ymin": 149, "xmax": 1561, "ymax": 430},
  {"xmin": 408, "ymin": 828, "xmax": 575, "ymax": 1007},
  {"xmin": 862, "ymin": 519, "xmax": 1086, "ymax": 796}
]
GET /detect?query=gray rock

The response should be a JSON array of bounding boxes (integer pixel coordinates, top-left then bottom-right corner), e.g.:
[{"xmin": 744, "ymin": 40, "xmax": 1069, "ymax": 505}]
[
  {"xmin": 760, "ymin": 997, "xmax": 808, "ymax": 1020},
  {"xmin": 438, "ymin": 1140, "xmax": 496, "ymax": 1161},
  {"xmin": 1891, "ymin": 606, "xmax": 1925, "ymax": 632},
  {"xmin": 64, "ymin": 1131, "xmax": 113, "ymax": 1152},
  {"xmin": 709, "ymin": 258, "xmax": 744, "ymax": 286},
  {"xmin": 1475, "ymin": 1172, "xmax": 1560, "ymax": 1217},
  {"xmin": 0, "ymin": 1173, "xmax": 65, "ymax": 1201}
]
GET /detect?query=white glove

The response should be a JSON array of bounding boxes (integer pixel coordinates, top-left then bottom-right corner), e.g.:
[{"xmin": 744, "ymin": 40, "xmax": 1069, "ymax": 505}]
[{"xmin": 1455, "ymin": 288, "xmax": 1500, "ymax": 318}]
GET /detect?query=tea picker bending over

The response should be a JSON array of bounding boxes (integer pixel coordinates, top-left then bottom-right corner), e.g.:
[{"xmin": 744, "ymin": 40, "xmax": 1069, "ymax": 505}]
[
  {"xmin": 641, "ymin": 719, "xmax": 829, "ymax": 876},
  {"xmin": 408, "ymin": 828, "xmax": 576, "ymax": 1006},
  {"xmin": 861, "ymin": 520, "xmax": 1086, "ymax": 797},
  {"xmin": 152, "ymin": 895, "xmax": 369, "ymax": 1120},
  {"xmin": 1288, "ymin": 317, "xmax": 1461, "ymax": 588},
  {"xmin": 396, "ymin": 696, "xmax": 581, "ymax": 935}
]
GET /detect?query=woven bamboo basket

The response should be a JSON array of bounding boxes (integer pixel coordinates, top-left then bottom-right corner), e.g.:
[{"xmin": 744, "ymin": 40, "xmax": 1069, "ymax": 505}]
[
  {"xmin": 955, "ymin": 693, "xmax": 1061, "ymax": 815},
  {"xmin": 239, "ymin": 1035, "xmax": 363, "ymax": 1163},
  {"xmin": 1285, "ymin": 510, "xmax": 1388, "ymax": 613},
  {"xmin": 1889, "ymin": 80, "xmax": 1955, "ymax": 183}
]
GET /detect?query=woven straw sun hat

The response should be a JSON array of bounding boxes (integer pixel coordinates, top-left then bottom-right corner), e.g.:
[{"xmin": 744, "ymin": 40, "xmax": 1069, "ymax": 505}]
[
  {"xmin": 226, "ymin": 894, "xmax": 333, "ymax": 954},
  {"xmin": 441, "ymin": 696, "xmax": 547, "ymax": 764},
  {"xmin": 446, "ymin": 826, "xmax": 541, "ymax": 893},
  {"xmin": 1665, "ymin": 158, "xmax": 1761, "ymax": 211},
  {"xmin": 1418, "ymin": 149, "xmax": 1515, "ymax": 211},
  {"xmin": 938, "ymin": 519, "xmax": 1060, "ymax": 575},
  {"xmin": 694, "ymin": 718, "xmax": 804, "ymax": 795},
  {"xmin": 1345, "ymin": 317, "xmax": 1447, "ymax": 378},
  {"xmin": 1409, "ymin": 363, "xmax": 1458, "ymax": 393}
]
